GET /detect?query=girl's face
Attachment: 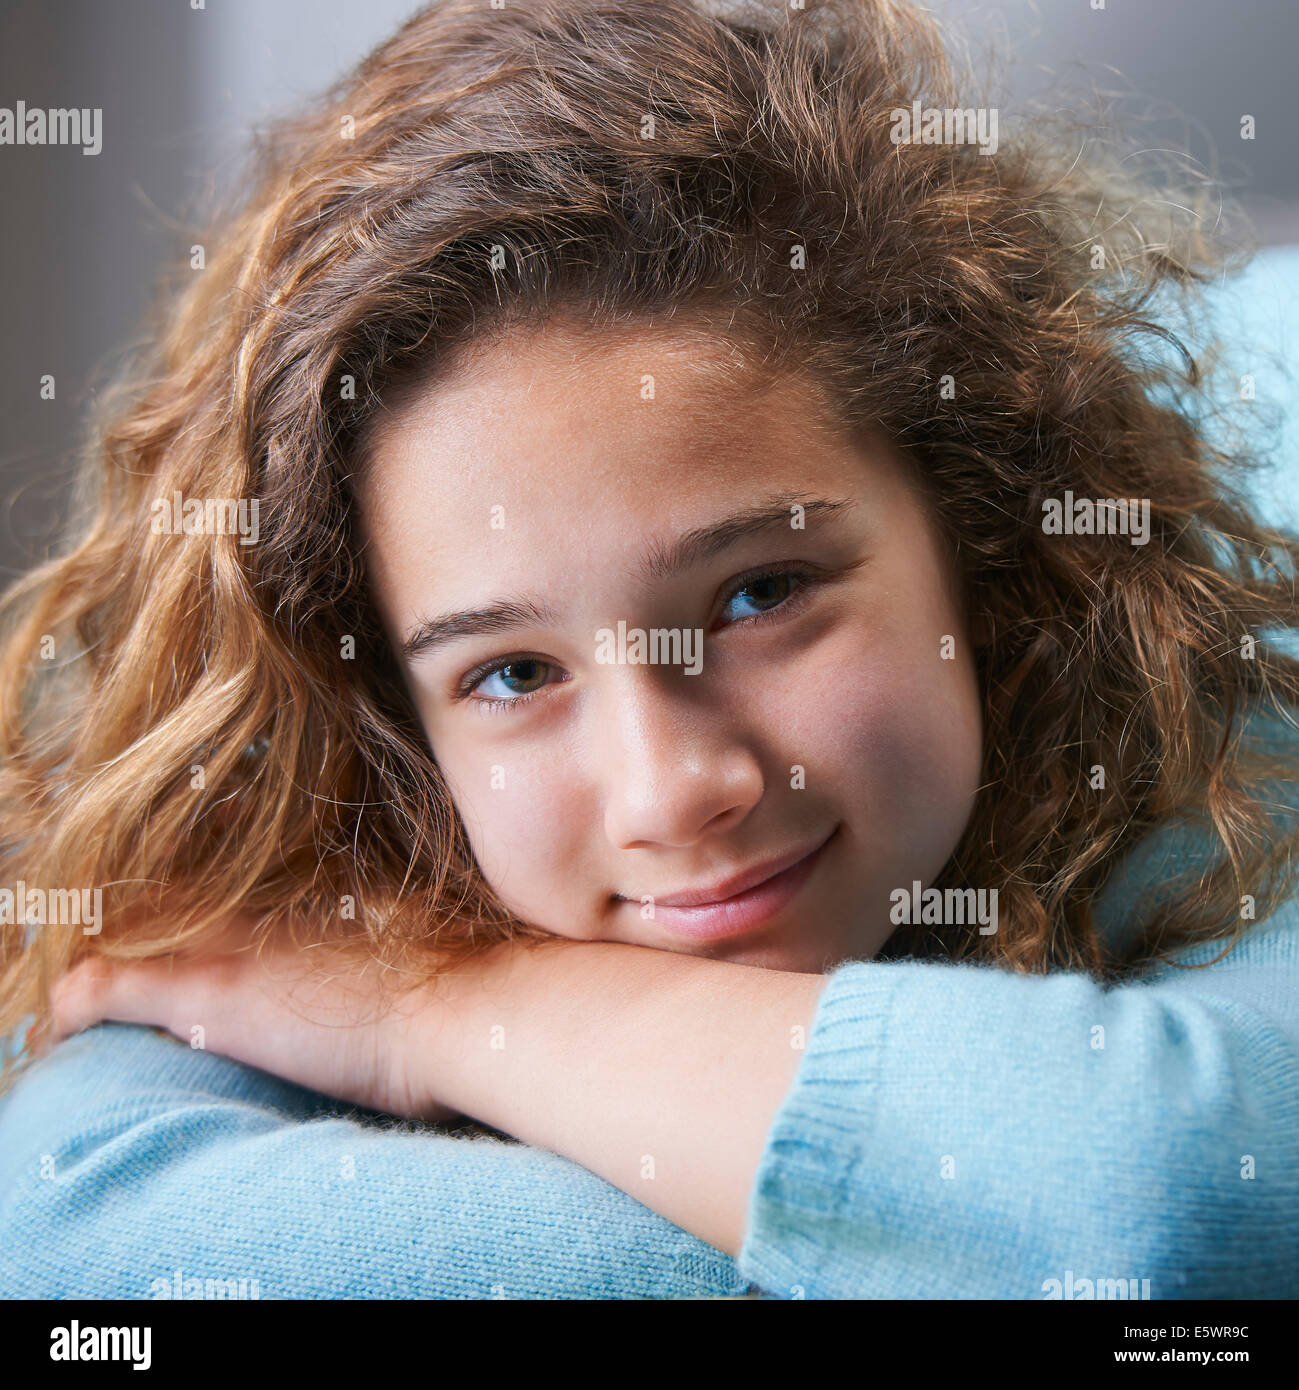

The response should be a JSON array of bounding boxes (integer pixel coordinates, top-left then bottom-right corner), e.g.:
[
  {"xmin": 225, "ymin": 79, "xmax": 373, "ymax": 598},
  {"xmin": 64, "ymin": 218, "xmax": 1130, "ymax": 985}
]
[{"xmin": 359, "ymin": 319, "xmax": 983, "ymax": 972}]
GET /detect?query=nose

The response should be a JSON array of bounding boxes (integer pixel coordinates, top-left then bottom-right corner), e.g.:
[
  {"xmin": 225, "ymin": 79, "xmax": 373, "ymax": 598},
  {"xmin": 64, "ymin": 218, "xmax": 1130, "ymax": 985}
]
[{"xmin": 597, "ymin": 668, "xmax": 764, "ymax": 850}]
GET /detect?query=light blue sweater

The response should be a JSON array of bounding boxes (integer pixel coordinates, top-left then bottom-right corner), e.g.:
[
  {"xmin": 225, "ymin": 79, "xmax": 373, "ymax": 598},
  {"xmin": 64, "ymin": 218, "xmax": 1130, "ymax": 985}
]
[
  {"xmin": 3, "ymin": 249, "xmax": 1299, "ymax": 1299},
  {"xmin": 1, "ymin": 705, "xmax": 1297, "ymax": 1299}
]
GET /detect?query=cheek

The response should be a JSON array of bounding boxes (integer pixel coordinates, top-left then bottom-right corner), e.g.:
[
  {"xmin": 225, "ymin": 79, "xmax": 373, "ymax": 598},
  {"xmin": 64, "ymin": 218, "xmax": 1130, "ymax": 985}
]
[
  {"xmin": 429, "ymin": 738, "xmax": 596, "ymax": 934},
  {"xmin": 801, "ymin": 608, "xmax": 982, "ymax": 857},
  {"xmin": 854, "ymin": 657, "xmax": 981, "ymax": 824}
]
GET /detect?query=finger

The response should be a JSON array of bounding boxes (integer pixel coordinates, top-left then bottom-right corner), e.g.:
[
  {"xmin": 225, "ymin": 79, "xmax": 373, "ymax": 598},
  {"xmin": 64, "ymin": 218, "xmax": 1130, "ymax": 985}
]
[{"xmin": 48, "ymin": 958, "xmax": 161, "ymax": 1044}]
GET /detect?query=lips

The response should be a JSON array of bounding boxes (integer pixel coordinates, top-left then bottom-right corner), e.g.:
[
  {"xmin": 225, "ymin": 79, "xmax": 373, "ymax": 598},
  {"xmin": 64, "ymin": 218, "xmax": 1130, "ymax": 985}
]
[
  {"xmin": 650, "ymin": 832, "xmax": 835, "ymax": 908},
  {"xmin": 617, "ymin": 827, "xmax": 838, "ymax": 943}
]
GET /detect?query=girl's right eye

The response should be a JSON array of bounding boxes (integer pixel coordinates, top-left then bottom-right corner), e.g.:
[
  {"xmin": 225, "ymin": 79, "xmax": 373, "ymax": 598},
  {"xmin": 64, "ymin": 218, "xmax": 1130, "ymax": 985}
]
[{"xmin": 466, "ymin": 657, "xmax": 562, "ymax": 706}]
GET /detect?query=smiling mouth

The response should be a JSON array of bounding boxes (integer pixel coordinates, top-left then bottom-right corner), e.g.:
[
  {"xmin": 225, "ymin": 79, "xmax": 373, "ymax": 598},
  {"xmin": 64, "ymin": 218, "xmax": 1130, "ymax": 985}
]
[{"xmin": 616, "ymin": 826, "xmax": 839, "ymax": 943}]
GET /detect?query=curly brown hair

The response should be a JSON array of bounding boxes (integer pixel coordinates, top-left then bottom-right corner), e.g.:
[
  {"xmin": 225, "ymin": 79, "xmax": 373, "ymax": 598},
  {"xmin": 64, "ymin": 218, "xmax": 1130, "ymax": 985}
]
[{"xmin": 3, "ymin": 0, "xmax": 1299, "ymax": 1084}]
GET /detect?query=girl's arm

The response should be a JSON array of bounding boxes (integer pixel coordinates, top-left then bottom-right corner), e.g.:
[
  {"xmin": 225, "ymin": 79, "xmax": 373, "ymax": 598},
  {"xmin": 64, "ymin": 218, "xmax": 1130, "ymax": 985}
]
[
  {"xmin": 44, "ymin": 934, "xmax": 825, "ymax": 1258},
  {"xmin": 48, "ymin": 886, "xmax": 1299, "ymax": 1296},
  {"xmin": 1, "ymin": 1017, "xmax": 755, "ymax": 1299},
  {"xmin": 413, "ymin": 939, "xmax": 827, "ymax": 1258},
  {"xmin": 336, "ymin": 910, "xmax": 1299, "ymax": 1294}
]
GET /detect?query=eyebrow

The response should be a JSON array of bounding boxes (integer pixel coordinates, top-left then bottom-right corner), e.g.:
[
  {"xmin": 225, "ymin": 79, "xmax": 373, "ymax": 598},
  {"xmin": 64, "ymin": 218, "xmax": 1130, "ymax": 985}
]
[{"xmin": 399, "ymin": 493, "xmax": 854, "ymax": 663}]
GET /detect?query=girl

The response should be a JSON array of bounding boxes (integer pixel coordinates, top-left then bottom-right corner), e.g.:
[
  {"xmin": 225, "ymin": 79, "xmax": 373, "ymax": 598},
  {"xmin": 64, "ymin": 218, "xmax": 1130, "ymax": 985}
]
[{"xmin": 3, "ymin": 0, "xmax": 1299, "ymax": 1298}]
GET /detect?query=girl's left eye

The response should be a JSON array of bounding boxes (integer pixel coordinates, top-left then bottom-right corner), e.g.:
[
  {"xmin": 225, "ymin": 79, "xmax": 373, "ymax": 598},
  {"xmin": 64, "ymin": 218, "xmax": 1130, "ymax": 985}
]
[{"xmin": 718, "ymin": 569, "xmax": 808, "ymax": 626}]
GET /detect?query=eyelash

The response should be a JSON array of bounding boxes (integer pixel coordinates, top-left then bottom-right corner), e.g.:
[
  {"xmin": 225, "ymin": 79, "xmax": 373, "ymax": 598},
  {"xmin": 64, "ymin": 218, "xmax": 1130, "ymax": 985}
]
[{"xmin": 454, "ymin": 562, "xmax": 827, "ymax": 715}]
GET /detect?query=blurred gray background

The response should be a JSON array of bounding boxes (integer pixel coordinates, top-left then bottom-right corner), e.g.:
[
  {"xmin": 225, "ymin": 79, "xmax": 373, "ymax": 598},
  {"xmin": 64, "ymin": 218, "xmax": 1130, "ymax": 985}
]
[{"xmin": 3, "ymin": 0, "xmax": 1297, "ymax": 578}]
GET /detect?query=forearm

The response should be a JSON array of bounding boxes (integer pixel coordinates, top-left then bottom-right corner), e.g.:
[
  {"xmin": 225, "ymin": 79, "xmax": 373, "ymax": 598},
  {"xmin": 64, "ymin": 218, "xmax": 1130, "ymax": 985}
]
[
  {"xmin": 7, "ymin": 1023, "xmax": 753, "ymax": 1299},
  {"xmin": 425, "ymin": 940, "xmax": 827, "ymax": 1256},
  {"xmin": 45, "ymin": 928, "xmax": 829, "ymax": 1257}
]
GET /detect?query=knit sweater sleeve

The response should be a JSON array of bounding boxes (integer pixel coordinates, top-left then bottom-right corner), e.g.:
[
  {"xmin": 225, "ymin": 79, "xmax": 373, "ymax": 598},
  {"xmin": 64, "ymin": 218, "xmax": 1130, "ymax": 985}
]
[
  {"xmin": 0, "ymin": 1022, "xmax": 751, "ymax": 1299},
  {"xmin": 736, "ymin": 897, "xmax": 1299, "ymax": 1299}
]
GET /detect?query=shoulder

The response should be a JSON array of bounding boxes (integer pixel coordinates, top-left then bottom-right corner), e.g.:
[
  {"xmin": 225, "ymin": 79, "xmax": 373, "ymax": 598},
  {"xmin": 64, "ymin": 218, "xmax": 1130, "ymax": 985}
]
[{"xmin": 1092, "ymin": 700, "xmax": 1299, "ymax": 955}]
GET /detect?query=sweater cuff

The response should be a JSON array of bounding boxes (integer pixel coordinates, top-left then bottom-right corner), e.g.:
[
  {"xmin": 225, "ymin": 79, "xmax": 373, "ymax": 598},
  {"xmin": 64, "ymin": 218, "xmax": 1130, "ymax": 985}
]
[{"xmin": 738, "ymin": 959, "xmax": 895, "ymax": 1297}]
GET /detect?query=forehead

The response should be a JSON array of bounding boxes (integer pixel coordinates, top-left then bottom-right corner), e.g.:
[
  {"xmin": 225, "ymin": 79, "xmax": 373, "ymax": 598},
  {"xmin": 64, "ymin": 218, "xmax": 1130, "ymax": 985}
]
[{"xmin": 356, "ymin": 317, "xmax": 856, "ymax": 526}]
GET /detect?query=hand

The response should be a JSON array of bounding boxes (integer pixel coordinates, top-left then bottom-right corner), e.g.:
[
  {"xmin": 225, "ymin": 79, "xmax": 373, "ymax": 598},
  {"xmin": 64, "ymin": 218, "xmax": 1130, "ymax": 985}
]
[{"xmin": 42, "ymin": 930, "xmax": 476, "ymax": 1123}]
